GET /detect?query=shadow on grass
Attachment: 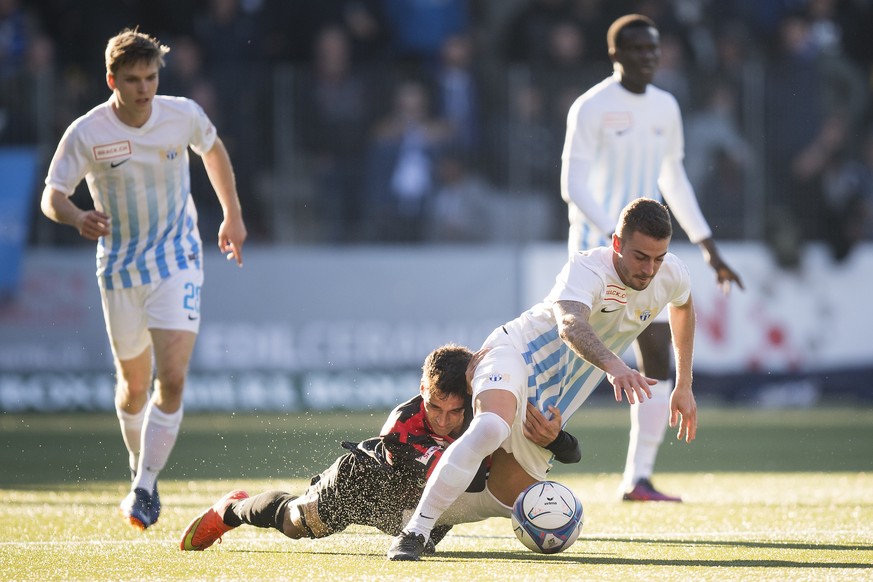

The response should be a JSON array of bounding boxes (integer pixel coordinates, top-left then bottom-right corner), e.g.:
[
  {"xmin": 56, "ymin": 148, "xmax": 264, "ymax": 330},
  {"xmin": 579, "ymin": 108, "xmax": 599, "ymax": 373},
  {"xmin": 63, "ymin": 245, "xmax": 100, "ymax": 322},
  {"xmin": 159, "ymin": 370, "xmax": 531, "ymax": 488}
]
[
  {"xmin": 433, "ymin": 550, "xmax": 873, "ymax": 569},
  {"xmin": 220, "ymin": 546, "xmax": 873, "ymax": 569},
  {"xmin": 440, "ymin": 532, "xmax": 873, "ymax": 553},
  {"xmin": 584, "ymin": 536, "xmax": 873, "ymax": 552},
  {"xmin": 214, "ymin": 529, "xmax": 873, "ymax": 569}
]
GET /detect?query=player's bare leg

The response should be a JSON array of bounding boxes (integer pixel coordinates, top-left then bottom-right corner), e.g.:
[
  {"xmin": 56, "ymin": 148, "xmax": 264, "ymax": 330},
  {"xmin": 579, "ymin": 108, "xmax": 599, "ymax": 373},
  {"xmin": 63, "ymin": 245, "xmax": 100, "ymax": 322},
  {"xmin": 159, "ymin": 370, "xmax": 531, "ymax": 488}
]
[
  {"xmin": 149, "ymin": 328, "xmax": 196, "ymax": 413},
  {"xmin": 486, "ymin": 448, "xmax": 537, "ymax": 507},
  {"xmin": 282, "ymin": 494, "xmax": 329, "ymax": 539},
  {"xmin": 116, "ymin": 347, "xmax": 157, "ymax": 529},
  {"xmin": 114, "ymin": 346, "xmax": 152, "ymax": 477},
  {"xmin": 134, "ymin": 329, "xmax": 194, "ymax": 487},
  {"xmin": 124, "ymin": 329, "xmax": 195, "ymax": 528}
]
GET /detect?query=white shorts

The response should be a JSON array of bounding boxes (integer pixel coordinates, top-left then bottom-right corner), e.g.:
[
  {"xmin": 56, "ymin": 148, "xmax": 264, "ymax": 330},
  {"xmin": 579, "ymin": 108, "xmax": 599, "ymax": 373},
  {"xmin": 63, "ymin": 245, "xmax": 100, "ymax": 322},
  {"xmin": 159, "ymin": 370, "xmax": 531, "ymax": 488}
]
[
  {"xmin": 470, "ymin": 328, "xmax": 554, "ymax": 482},
  {"xmin": 100, "ymin": 268, "xmax": 204, "ymax": 360}
]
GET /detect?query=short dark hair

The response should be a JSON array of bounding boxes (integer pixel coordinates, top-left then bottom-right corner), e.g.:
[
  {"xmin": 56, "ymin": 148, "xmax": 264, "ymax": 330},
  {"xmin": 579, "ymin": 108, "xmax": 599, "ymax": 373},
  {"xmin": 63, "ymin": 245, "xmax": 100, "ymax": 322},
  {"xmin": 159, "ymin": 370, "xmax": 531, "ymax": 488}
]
[
  {"xmin": 105, "ymin": 28, "xmax": 170, "ymax": 76},
  {"xmin": 616, "ymin": 198, "xmax": 672, "ymax": 241},
  {"xmin": 607, "ymin": 14, "xmax": 657, "ymax": 52},
  {"xmin": 422, "ymin": 344, "xmax": 472, "ymax": 399}
]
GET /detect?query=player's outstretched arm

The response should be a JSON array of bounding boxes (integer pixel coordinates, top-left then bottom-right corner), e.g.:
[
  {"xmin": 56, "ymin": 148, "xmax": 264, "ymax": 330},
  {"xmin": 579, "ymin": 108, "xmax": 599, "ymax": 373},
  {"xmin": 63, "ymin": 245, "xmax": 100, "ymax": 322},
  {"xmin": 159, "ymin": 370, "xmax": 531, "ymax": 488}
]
[
  {"xmin": 698, "ymin": 238, "xmax": 744, "ymax": 294},
  {"xmin": 659, "ymin": 158, "xmax": 743, "ymax": 294},
  {"xmin": 668, "ymin": 296, "xmax": 697, "ymax": 442},
  {"xmin": 553, "ymin": 300, "xmax": 655, "ymax": 404},
  {"xmin": 202, "ymin": 137, "xmax": 247, "ymax": 266},
  {"xmin": 670, "ymin": 386, "xmax": 697, "ymax": 443}
]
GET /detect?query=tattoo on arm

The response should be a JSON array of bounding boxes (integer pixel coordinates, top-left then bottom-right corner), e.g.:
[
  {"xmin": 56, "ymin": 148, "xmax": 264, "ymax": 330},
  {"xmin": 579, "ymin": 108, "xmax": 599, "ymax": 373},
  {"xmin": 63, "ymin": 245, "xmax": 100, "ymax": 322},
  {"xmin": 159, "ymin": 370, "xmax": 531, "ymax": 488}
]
[{"xmin": 554, "ymin": 301, "xmax": 620, "ymax": 370}]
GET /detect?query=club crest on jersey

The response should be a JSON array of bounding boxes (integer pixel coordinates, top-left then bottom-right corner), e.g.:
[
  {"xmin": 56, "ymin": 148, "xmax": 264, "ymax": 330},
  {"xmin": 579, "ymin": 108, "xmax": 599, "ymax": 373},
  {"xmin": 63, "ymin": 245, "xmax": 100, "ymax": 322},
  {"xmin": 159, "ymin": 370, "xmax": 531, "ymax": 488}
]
[
  {"xmin": 160, "ymin": 145, "xmax": 182, "ymax": 161},
  {"xmin": 486, "ymin": 372, "xmax": 508, "ymax": 383},
  {"xmin": 638, "ymin": 310, "xmax": 652, "ymax": 322}
]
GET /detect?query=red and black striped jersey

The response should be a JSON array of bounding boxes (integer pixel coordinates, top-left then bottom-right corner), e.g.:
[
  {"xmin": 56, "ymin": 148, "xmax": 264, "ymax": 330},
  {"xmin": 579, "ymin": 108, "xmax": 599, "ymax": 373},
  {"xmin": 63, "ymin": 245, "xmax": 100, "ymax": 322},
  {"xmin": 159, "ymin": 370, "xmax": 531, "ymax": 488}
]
[
  {"xmin": 347, "ymin": 393, "xmax": 579, "ymax": 489},
  {"xmin": 378, "ymin": 394, "xmax": 478, "ymax": 481}
]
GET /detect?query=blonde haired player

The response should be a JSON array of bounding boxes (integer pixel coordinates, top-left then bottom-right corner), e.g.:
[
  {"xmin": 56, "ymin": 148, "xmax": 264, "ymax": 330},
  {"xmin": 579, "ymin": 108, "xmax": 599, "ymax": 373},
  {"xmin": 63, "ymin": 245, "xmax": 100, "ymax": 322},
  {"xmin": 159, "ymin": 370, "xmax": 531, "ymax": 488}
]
[
  {"xmin": 41, "ymin": 28, "xmax": 246, "ymax": 529},
  {"xmin": 560, "ymin": 14, "xmax": 743, "ymax": 501}
]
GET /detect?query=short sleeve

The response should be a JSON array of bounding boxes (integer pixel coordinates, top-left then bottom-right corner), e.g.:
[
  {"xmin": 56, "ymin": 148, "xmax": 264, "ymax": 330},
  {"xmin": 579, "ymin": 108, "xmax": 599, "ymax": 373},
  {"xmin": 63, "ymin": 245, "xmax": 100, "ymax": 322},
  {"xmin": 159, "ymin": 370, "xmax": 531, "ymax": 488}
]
[
  {"xmin": 547, "ymin": 253, "xmax": 604, "ymax": 309},
  {"xmin": 45, "ymin": 124, "xmax": 90, "ymax": 196},
  {"xmin": 187, "ymin": 99, "xmax": 218, "ymax": 156},
  {"xmin": 669, "ymin": 256, "xmax": 692, "ymax": 307}
]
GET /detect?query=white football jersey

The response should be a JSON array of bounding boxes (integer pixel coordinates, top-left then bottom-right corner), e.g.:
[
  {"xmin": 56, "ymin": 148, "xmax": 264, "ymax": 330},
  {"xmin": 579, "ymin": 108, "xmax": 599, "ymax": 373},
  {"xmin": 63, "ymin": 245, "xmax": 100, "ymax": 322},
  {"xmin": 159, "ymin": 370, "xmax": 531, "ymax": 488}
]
[
  {"xmin": 502, "ymin": 246, "xmax": 691, "ymax": 425},
  {"xmin": 562, "ymin": 73, "xmax": 710, "ymax": 251},
  {"xmin": 45, "ymin": 96, "xmax": 217, "ymax": 289}
]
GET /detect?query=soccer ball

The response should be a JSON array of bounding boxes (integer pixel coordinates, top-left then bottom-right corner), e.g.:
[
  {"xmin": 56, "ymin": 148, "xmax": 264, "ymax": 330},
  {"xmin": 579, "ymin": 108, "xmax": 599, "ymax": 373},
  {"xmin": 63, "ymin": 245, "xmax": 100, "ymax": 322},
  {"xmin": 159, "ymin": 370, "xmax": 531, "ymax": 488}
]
[{"xmin": 511, "ymin": 480, "xmax": 583, "ymax": 554}]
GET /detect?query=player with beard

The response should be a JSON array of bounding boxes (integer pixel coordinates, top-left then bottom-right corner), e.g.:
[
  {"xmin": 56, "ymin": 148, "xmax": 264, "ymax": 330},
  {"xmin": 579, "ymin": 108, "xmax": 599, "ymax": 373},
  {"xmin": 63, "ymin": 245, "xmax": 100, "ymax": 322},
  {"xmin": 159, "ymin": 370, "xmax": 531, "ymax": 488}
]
[
  {"xmin": 180, "ymin": 344, "xmax": 580, "ymax": 552},
  {"xmin": 388, "ymin": 199, "xmax": 699, "ymax": 561},
  {"xmin": 558, "ymin": 14, "xmax": 743, "ymax": 502}
]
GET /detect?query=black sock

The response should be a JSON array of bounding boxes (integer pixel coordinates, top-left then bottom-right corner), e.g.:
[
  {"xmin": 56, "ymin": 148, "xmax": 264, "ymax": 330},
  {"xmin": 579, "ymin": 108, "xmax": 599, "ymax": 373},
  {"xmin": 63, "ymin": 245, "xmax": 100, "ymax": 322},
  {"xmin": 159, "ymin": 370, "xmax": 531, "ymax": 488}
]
[{"xmin": 226, "ymin": 490, "xmax": 295, "ymax": 532}]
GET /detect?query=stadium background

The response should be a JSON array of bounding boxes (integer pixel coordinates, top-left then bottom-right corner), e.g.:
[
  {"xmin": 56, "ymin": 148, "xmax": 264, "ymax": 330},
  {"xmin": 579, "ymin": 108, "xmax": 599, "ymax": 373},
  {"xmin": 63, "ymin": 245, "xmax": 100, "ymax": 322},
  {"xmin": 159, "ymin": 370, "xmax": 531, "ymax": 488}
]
[{"xmin": 1, "ymin": 0, "xmax": 873, "ymax": 412}]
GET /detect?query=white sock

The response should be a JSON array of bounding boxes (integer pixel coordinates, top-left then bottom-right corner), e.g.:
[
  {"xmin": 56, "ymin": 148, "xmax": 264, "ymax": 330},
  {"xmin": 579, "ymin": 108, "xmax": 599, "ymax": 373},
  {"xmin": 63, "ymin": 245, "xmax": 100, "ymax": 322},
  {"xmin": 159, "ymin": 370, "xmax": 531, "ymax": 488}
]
[
  {"xmin": 404, "ymin": 412, "xmax": 511, "ymax": 539},
  {"xmin": 621, "ymin": 379, "xmax": 671, "ymax": 491},
  {"xmin": 116, "ymin": 406, "xmax": 146, "ymax": 476},
  {"xmin": 435, "ymin": 485, "xmax": 512, "ymax": 526},
  {"xmin": 132, "ymin": 401, "xmax": 183, "ymax": 492}
]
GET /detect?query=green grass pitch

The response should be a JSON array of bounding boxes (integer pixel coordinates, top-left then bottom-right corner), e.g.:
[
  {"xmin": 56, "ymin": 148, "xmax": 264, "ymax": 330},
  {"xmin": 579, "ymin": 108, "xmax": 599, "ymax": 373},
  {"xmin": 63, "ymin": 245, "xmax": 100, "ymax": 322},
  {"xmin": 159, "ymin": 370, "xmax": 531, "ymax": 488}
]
[{"xmin": 1, "ymin": 406, "xmax": 871, "ymax": 580}]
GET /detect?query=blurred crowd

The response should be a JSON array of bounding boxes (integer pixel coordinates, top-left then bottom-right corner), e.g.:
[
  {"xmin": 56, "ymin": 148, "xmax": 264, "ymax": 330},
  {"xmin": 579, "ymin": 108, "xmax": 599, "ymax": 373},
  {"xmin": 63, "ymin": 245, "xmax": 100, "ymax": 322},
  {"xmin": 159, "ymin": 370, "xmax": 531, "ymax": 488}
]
[{"xmin": 3, "ymin": 0, "xmax": 873, "ymax": 264}]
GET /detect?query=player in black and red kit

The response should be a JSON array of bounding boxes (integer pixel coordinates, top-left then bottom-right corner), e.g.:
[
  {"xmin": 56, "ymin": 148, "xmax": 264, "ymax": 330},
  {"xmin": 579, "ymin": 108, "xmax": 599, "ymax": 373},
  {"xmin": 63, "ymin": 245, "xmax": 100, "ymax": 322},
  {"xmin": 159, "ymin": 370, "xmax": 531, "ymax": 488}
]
[{"xmin": 181, "ymin": 344, "xmax": 580, "ymax": 552}]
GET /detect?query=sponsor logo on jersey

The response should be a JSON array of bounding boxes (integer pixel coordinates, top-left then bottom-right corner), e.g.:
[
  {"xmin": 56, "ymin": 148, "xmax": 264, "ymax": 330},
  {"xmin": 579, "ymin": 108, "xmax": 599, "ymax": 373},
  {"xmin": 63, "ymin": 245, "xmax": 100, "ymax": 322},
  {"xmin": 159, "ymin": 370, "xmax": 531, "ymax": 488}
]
[
  {"xmin": 604, "ymin": 284, "xmax": 627, "ymax": 304},
  {"xmin": 603, "ymin": 111, "xmax": 633, "ymax": 130},
  {"xmin": 415, "ymin": 445, "xmax": 441, "ymax": 465},
  {"xmin": 93, "ymin": 140, "xmax": 132, "ymax": 161},
  {"xmin": 431, "ymin": 435, "xmax": 449, "ymax": 448},
  {"xmin": 600, "ymin": 306, "xmax": 622, "ymax": 313}
]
